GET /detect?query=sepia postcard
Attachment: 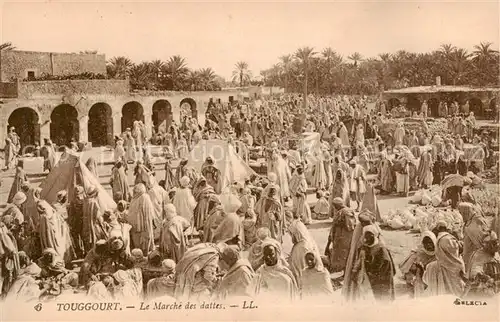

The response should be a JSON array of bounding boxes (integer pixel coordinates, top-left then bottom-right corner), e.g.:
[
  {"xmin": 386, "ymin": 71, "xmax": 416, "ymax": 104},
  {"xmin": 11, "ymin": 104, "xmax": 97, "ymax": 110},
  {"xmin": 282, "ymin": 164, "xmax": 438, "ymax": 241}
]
[{"xmin": 0, "ymin": 1, "xmax": 499, "ymax": 321}]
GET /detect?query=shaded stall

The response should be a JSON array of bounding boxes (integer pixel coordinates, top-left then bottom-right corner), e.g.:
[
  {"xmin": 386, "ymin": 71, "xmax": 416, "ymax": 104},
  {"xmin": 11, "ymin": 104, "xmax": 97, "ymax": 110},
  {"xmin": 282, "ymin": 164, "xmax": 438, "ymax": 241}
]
[{"xmin": 383, "ymin": 85, "xmax": 500, "ymax": 119}]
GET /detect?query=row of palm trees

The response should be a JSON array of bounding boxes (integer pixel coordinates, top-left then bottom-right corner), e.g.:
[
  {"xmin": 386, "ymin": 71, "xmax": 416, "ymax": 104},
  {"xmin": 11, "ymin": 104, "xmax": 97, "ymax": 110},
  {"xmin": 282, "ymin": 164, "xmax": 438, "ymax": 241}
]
[
  {"xmin": 106, "ymin": 55, "xmax": 226, "ymax": 91},
  {"xmin": 3, "ymin": 41, "xmax": 497, "ymax": 98},
  {"xmin": 261, "ymin": 42, "xmax": 499, "ymax": 107},
  {"xmin": 107, "ymin": 57, "xmax": 256, "ymax": 90}
]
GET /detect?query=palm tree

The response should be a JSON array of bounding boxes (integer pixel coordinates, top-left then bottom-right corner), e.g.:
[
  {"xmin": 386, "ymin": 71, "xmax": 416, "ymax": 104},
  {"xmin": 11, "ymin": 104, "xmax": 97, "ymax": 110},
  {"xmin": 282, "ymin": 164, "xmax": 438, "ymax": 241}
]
[
  {"xmin": 295, "ymin": 46, "xmax": 316, "ymax": 108},
  {"xmin": 199, "ymin": 68, "xmax": 218, "ymax": 90},
  {"xmin": 164, "ymin": 55, "xmax": 189, "ymax": 90},
  {"xmin": 378, "ymin": 53, "xmax": 391, "ymax": 64},
  {"xmin": 186, "ymin": 70, "xmax": 201, "ymax": 91},
  {"xmin": 437, "ymin": 44, "xmax": 457, "ymax": 85},
  {"xmin": 129, "ymin": 62, "xmax": 154, "ymax": 90},
  {"xmin": 347, "ymin": 52, "xmax": 364, "ymax": 67},
  {"xmin": 0, "ymin": 42, "xmax": 15, "ymax": 51},
  {"xmin": 107, "ymin": 56, "xmax": 133, "ymax": 79},
  {"xmin": 439, "ymin": 43, "xmax": 456, "ymax": 58},
  {"xmin": 213, "ymin": 76, "xmax": 225, "ymax": 90},
  {"xmin": 279, "ymin": 54, "xmax": 293, "ymax": 92},
  {"xmin": 472, "ymin": 42, "xmax": 499, "ymax": 86},
  {"xmin": 322, "ymin": 47, "xmax": 342, "ymax": 94},
  {"xmin": 472, "ymin": 42, "xmax": 499, "ymax": 61},
  {"xmin": 450, "ymin": 48, "xmax": 470, "ymax": 85},
  {"xmin": 232, "ymin": 61, "xmax": 252, "ymax": 87},
  {"xmin": 310, "ymin": 57, "xmax": 323, "ymax": 94},
  {"xmin": 149, "ymin": 59, "xmax": 165, "ymax": 86},
  {"xmin": 269, "ymin": 63, "xmax": 283, "ymax": 86}
]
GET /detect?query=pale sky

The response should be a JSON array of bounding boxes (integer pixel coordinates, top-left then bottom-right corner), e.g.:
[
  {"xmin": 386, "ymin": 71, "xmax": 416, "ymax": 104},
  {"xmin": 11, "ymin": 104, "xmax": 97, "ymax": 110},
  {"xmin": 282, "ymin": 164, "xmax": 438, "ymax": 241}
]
[{"xmin": 1, "ymin": 1, "xmax": 498, "ymax": 79}]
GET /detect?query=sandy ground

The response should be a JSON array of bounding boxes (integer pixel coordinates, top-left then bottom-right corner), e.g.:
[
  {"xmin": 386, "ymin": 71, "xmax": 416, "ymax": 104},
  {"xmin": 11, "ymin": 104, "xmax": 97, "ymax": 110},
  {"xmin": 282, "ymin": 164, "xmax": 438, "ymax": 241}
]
[{"xmin": 0, "ymin": 148, "xmax": 423, "ymax": 299}]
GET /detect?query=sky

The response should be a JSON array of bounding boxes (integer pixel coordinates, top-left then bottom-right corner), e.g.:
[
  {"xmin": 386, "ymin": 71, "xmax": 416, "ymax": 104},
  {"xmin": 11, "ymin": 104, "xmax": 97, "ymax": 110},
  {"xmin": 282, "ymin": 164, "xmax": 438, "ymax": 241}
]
[{"xmin": 1, "ymin": 1, "xmax": 498, "ymax": 79}]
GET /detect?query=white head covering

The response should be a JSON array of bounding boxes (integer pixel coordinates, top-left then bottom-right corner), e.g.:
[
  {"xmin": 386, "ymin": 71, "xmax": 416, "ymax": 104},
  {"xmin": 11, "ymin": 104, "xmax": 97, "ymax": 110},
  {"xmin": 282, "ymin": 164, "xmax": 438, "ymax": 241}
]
[
  {"xmin": 164, "ymin": 204, "xmax": 177, "ymax": 220},
  {"xmin": 12, "ymin": 191, "xmax": 27, "ymax": 206},
  {"xmin": 362, "ymin": 225, "xmax": 380, "ymax": 248},
  {"xmin": 268, "ymin": 172, "xmax": 277, "ymax": 183},
  {"xmin": 131, "ymin": 249, "xmax": 144, "ymax": 262},
  {"xmin": 421, "ymin": 230, "xmax": 437, "ymax": 256},
  {"xmin": 161, "ymin": 259, "xmax": 176, "ymax": 274},
  {"xmin": 179, "ymin": 176, "xmax": 190, "ymax": 188},
  {"xmin": 113, "ymin": 270, "xmax": 129, "ymax": 284},
  {"xmin": 221, "ymin": 192, "xmax": 242, "ymax": 214},
  {"xmin": 133, "ymin": 183, "xmax": 147, "ymax": 196}
]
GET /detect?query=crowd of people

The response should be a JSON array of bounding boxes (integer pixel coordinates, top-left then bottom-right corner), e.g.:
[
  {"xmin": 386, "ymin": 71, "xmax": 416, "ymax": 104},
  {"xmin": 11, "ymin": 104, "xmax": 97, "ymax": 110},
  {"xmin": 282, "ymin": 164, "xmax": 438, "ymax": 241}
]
[{"xmin": 1, "ymin": 92, "xmax": 499, "ymax": 305}]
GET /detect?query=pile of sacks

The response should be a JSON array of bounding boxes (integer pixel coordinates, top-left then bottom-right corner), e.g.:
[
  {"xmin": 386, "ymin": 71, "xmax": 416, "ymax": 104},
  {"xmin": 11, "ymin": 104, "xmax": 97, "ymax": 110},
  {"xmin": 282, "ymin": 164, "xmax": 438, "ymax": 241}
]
[
  {"xmin": 409, "ymin": 185, "xmax": 444, "ymax": 207},
  {"xmin": 469, "ymin": 186, "xmax": 499, "ymax": 217},
  {"xmin": 425, "ymin": 118, "xmax": 450, "ymax": 137},
  {"xmin": 381, "ymin": 204, "xmax": 463, "ymax": 233},
  {"xmin": 413, "ymin": 206, "xmax": 464, "ymax": 235},
  {"xmin": 481, "ymin": 164, "xmax": 499, "ymax": 184},
  {"xmin": 382, "ymin": 207, "xmax": 416, "ymax": 230},
  {"xmin": 466, "ymin": 171, "xmax": 483, "ymax": 186}
]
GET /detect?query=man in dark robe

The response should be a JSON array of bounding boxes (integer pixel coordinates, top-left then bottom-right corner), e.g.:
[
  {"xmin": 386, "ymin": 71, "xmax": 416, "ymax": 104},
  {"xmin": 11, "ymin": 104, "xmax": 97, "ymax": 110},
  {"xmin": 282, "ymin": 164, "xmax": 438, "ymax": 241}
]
[
  {"xmin": 78, "ymin": 237, "xmax": 129, "ymax": 287},
  {"xmin": 216, "ymin": 247, "xmax": 254, "ymax": 299},
  {"xmin": 201, "ymin": 156, "xmax": 222, "ymax": 194},
  {"xmin": 7, "ymin": 160, "xmax": 28, "ymax": 204},
  {"xmin": 68, "ymin": 186, "xmax": 85, "ymax": 258},
  {"xmin": 110, "ymin": 161, "xmax": 130, "ymax": 203},
  {"xmin": 253, "ymin": 240, "xmax": 297, "ymax": 301},
  {"xmin": 82, "ymin": 186, "xmax": 108, "ymax": 253},
  {"xmin": 175, "ymin": 159, "xmax": 198, "ymax": 188},
  {"xmin": 193, "ymin": 177, "xmax": 216, "ymax": 235},
  {"xmin": 0, "ymin": 216, "xmax": 19, "ymax": 296},
  {"xmin": 354, "ymin": 225, "xmax": 395, "ymax": 301},
  {"xmin": 164, "ymin": 155, "xmax": 176, "ymax": 192},
  {"xmin": 256, "ymin": 187, "xmax": 283, "ymax": 242},
  {"xmin": 325, "ymin": 198, "xmax": 356, "ymax": 273}
]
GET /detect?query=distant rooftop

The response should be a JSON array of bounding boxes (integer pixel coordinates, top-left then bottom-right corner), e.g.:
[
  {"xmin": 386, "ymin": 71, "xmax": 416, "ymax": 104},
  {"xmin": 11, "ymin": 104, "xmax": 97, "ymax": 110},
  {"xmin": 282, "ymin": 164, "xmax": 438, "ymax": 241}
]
[{"xmin": 384, "ymin": 85, "xmax": 500, "ymax": 94}]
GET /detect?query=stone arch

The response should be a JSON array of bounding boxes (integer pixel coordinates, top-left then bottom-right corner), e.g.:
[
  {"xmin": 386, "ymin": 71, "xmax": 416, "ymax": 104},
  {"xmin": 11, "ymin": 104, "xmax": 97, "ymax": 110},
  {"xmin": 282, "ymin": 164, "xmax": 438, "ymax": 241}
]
[
  {"xmin": 490, "ymin": 98, "xmax": 496, "ymax": 110},
  {"xmin": 406, "ymin": 95, "xmax": 421, "ymax": 114},
  {"xmin": 428, "ymin": 98, "xmax": 440, "ymax": 117},
  {"xmin": 489, "ymin": 98, "xmax": 497, "ymax": 119},
  {"xmin": 88, "ymin": 102, "xmax": 113, "ymax": 147},
  {"xmin": 469, "ymin": 97, "xmax": 483, "ymax": 117},
  {"xmin": 180, "ymin": 97, "xmax": 198, "ymax": 121},
  {"xmin": 387, "ymin": 98, "xmax": 400, "ymax": 111},
  {"xmin": 121, "ymin": 101, "xmax": 144, "ymax": 133},
  {"xmin": 8, "ymin": 107, "xmax": 40, "ymax": 152},
  {"xmin": 152, "ymin": 100, "xmax": 173, "ymax": 134},
  {"xmin": 50, "ymin": 104, "xmax": 79, "ymax": 146}
]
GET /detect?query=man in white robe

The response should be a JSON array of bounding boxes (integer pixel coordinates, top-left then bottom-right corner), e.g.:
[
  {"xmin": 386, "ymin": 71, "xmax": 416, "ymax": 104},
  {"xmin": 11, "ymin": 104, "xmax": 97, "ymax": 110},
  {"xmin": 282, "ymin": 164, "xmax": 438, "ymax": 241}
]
[
  {"xmin": 127, "ymin": 183, "xmax": 155, "ymax": 254},
  {"xmin": 289, "ymin": 166, "xmax": 312, "ymax": 224},
  {"xmin": 348, "ymin": 160, "xmax": 366, "ymax": 211},
  {"xmin": 172, "ymin": 176, "xmax": 197, "ymax": 223}
]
